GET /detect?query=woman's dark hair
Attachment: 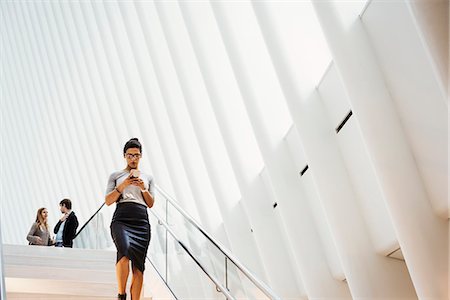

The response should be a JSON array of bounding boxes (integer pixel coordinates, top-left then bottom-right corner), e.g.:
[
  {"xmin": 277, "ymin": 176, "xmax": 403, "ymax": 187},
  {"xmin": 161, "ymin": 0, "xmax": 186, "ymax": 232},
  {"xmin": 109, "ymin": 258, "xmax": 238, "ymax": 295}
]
[{"xmin": 123, "ymin": 138, "xmax": 142, "ymax": 155}]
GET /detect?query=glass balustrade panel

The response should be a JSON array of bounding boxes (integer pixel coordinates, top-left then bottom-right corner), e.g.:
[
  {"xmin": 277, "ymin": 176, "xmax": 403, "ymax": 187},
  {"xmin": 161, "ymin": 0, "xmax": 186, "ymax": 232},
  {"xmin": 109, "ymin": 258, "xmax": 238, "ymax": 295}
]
[
  {"xmin": 227, "ymin": 260, "xmax": 271, "ymax": 300},
  {"xmin": 73, "ymin": 211, "xmax": 114, "ymax": 250},
  {"xmin": 166, "ymin": 201, "xmax": 227, "ymax": 287},
  {"xmin": 147, "ymin": 210, "xmax": 167, "ymax": 280},
  {"xmin": 165, "ymin": 231, "xmax": 228, "ymax": 300}
]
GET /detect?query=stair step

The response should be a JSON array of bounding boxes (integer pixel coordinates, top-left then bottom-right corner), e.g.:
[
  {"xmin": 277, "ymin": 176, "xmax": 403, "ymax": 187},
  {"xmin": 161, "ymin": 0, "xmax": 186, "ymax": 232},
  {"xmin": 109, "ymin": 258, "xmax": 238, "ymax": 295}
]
[
  {"xmin": 6, "ymin": 254, "xmax": 114, "ymax": 271},
  {"xmin": 7, "ymin": 293, "xmax": 121, "ymax": 299},
  {"xmin": 7, "ymin": 293, "xmax": 152, "ymax": 300},
  {"xmin": 6, "ymin": 278, "xmax": 117, "ymax": 297},
  {"xmin": 3, "ymin": 244, "xmax": 170, "ymax": 299},
  {"xmin": 3, "ymin": 244, "xmax": 116, "ymax": 262},
  {"xmin": 5, "ymin": 264, "xmax": 116, "ymax": 283}
]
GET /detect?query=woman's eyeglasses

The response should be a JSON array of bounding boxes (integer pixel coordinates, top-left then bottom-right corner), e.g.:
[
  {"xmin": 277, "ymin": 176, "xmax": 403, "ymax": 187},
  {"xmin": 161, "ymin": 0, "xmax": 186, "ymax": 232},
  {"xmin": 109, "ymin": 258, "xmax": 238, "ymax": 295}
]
[{"xmin": 125, "ymin": 153, "xmax": 141, "ymax": 159}]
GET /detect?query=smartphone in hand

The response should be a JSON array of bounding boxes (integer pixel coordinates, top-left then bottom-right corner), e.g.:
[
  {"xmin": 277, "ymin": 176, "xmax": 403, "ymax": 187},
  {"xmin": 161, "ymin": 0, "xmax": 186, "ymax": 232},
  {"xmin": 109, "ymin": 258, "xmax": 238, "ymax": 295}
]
[{"xmin": 130, "ymin": 169, "xmax": 140, "ymax": 178}]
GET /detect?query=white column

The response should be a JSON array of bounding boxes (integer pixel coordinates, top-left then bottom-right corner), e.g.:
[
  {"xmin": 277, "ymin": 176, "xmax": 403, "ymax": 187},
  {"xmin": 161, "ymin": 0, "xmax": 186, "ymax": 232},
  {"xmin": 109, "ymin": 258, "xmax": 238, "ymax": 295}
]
[
  {"xmin": 208, "ymin": 0, "xmax": 309, "ymax": 297},
  {"xmin": 312, "ymin": 1, "xmax": 448, "ymax": 298},
  {"xmin": 249, "ymin": 2, "xmax": 351, "ymax": 298},
  {"xmin": 131, "ymin": 0, "xmax": 266, "ymax": 285}
]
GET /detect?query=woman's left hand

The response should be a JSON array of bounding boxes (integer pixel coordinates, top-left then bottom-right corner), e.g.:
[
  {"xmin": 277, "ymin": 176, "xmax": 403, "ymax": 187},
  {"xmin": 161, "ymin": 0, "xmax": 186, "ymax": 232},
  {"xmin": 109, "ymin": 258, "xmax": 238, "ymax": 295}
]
[{"xmin": 131, "ymin": 178, "xmax": 145, "ymax": 190}]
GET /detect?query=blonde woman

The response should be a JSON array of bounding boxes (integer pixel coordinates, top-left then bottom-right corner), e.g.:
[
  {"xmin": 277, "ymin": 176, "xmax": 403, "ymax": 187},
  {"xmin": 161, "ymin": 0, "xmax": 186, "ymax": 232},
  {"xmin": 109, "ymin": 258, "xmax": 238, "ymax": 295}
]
[{"xmin": 27, "ymin": 207, "xmax": 54, "ymax": 246}]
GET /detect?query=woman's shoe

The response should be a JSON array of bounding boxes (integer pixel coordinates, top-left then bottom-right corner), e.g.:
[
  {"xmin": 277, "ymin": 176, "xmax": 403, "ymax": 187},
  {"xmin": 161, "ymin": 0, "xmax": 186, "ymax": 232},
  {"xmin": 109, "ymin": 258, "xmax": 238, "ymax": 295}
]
[{"xmin": 117, "ymin": 293, "xmax": 127, "ymax": 300}]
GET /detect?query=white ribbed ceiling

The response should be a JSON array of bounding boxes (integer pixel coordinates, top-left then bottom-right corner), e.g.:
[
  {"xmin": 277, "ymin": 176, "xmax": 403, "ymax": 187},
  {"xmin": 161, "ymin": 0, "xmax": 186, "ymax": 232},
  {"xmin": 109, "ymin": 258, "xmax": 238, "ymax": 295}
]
[{"xmin": 1, "ymin": 1, "xmax": 447, "ymax": 299}]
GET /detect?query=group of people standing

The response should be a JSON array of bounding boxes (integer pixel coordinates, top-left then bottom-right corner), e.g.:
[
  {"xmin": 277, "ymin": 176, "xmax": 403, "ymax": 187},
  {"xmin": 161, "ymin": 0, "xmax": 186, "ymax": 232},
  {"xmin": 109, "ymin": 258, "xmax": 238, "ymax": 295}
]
[
  {"xmin": 26, "ymin": 138, "xmax": 154, "ymax": 300},
  {"xmin": 27, "ymin": 198, "xmax": 79, "ymax": 248}
]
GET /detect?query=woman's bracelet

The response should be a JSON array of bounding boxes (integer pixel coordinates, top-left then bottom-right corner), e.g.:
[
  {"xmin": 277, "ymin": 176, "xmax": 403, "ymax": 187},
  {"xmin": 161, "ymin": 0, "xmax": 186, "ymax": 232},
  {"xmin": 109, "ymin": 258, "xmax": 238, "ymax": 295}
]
[{"xmin": 115, "ymin": 187, "xmax": 122, "ymax": 194}]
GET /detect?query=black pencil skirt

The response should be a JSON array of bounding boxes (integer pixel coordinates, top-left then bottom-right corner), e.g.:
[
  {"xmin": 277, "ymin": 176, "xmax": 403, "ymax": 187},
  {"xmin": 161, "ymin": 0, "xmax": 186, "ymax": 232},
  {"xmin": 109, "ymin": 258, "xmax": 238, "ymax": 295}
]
[{"xmin": 110, "ymin": 202, "xmax": 151, "ymax": 273}]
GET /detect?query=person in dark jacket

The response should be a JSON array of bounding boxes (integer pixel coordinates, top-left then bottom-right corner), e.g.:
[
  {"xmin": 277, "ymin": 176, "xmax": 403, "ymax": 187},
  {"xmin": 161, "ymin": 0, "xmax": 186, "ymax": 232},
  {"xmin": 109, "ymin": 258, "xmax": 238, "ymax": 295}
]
[{"xmin": 54, "ymin": 199, "xmax": 79, "ymax": 248}]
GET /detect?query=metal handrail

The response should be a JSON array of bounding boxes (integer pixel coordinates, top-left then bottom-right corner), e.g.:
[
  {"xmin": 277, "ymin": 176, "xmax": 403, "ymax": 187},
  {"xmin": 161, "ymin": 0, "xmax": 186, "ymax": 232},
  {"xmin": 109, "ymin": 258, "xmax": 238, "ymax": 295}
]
[
  {"xmin": 73, "ymin": 200, "xmax": 236, "ymax": 299},
  {"xmin": 148, "ymin": 208, "xmax": 236, "ymax": 300},
  {"xmin": 146, "ymin": 256, "xmax": 179, "ymax": 300},
  {"xmin": 155, "ymin": 185, "xmax": 281, "ymax": 300},
  {"xmin": 74, "ymin": 202, "xmax": 105, "ymax": 239},
  {"xmin": 73, "ymin": 185, "xmax": 280, "ymax": 299}
]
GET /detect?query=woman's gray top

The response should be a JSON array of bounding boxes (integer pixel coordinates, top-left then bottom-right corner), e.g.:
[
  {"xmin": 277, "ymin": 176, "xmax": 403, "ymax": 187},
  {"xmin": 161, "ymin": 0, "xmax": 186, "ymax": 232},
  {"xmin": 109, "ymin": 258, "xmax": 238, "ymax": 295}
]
[
  {"xmin": 106, "ymin": 170, "xmax": 155, "ymax": 207},
  {"xmin": 27, "ymin": 222, "xmax": 51, "ymax": 246}
]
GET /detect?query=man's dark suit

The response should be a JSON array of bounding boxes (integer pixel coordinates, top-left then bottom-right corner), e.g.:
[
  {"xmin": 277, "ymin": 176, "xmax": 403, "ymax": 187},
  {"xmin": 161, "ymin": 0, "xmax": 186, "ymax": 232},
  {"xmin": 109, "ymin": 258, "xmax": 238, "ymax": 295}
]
[{"xmin": 54, "ymin": 211, "xmax": 79, "ymax": 248}]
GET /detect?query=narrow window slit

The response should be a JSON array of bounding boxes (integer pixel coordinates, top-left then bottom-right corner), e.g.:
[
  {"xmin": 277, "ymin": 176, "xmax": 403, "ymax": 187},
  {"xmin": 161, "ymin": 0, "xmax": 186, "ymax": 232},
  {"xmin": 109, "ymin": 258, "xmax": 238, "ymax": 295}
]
[
  {"xmin": 336, "ymin": 110, "xmax": 353, "ymax": 133},
  {"xmin": 300, "ymin": 165, "xmax": 309, "ymax": 176}
]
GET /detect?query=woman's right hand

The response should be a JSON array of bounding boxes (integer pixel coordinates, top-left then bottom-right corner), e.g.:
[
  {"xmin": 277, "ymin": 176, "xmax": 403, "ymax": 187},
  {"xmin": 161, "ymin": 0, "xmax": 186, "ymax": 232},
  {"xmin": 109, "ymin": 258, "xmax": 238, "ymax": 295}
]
[
  {"xmin": 106, "ymin": 174, "xmax": 139, "ymax": 206},
  {"xmin": 35, "ymin": 237, "xmax": 43, "ymax": 243},
  {"xmin": 117, "ymin": 175, "xmax": 137, "ymax": 192}
]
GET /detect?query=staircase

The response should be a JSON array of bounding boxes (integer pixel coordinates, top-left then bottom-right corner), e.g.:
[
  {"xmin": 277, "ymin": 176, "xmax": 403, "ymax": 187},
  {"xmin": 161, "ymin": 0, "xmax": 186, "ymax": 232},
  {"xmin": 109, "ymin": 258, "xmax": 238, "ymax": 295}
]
[
  {"xmin": 1, "ymin": 186, "xmax": 280, "ymax": 299},
  {"xmin": 3, "ymin": 244, "xmax": 173, "ymax": 300}
]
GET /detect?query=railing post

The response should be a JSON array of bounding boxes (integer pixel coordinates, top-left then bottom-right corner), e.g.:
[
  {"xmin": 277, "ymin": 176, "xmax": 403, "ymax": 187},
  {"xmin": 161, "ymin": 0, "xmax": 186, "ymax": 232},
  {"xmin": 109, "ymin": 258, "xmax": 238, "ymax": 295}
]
[
  {"xmin": 165, "ymin": 198, "xmax": 168, "ymax": 283},
  {"xmin": 225, "ymin": 256, "xmax": 229, "ymax": 291},
  {"xmin": 0, "ymin": 215, "xmax": 6, "ymax": 300},
  {"xmin": 95, "ymin": 214, "xmax": 99, "ymax": 249}
]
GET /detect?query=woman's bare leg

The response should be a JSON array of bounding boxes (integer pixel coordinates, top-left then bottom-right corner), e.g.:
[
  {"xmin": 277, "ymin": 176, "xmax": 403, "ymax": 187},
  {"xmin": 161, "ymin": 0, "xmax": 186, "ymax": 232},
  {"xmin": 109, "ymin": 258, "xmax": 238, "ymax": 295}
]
[
  {"xmin": 130, "ymin": 266, "xmax": 144, "ymax": 300},
  {"xmin": 116, "ymin": 256, "xmax": 130, "ymax": 294}
]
